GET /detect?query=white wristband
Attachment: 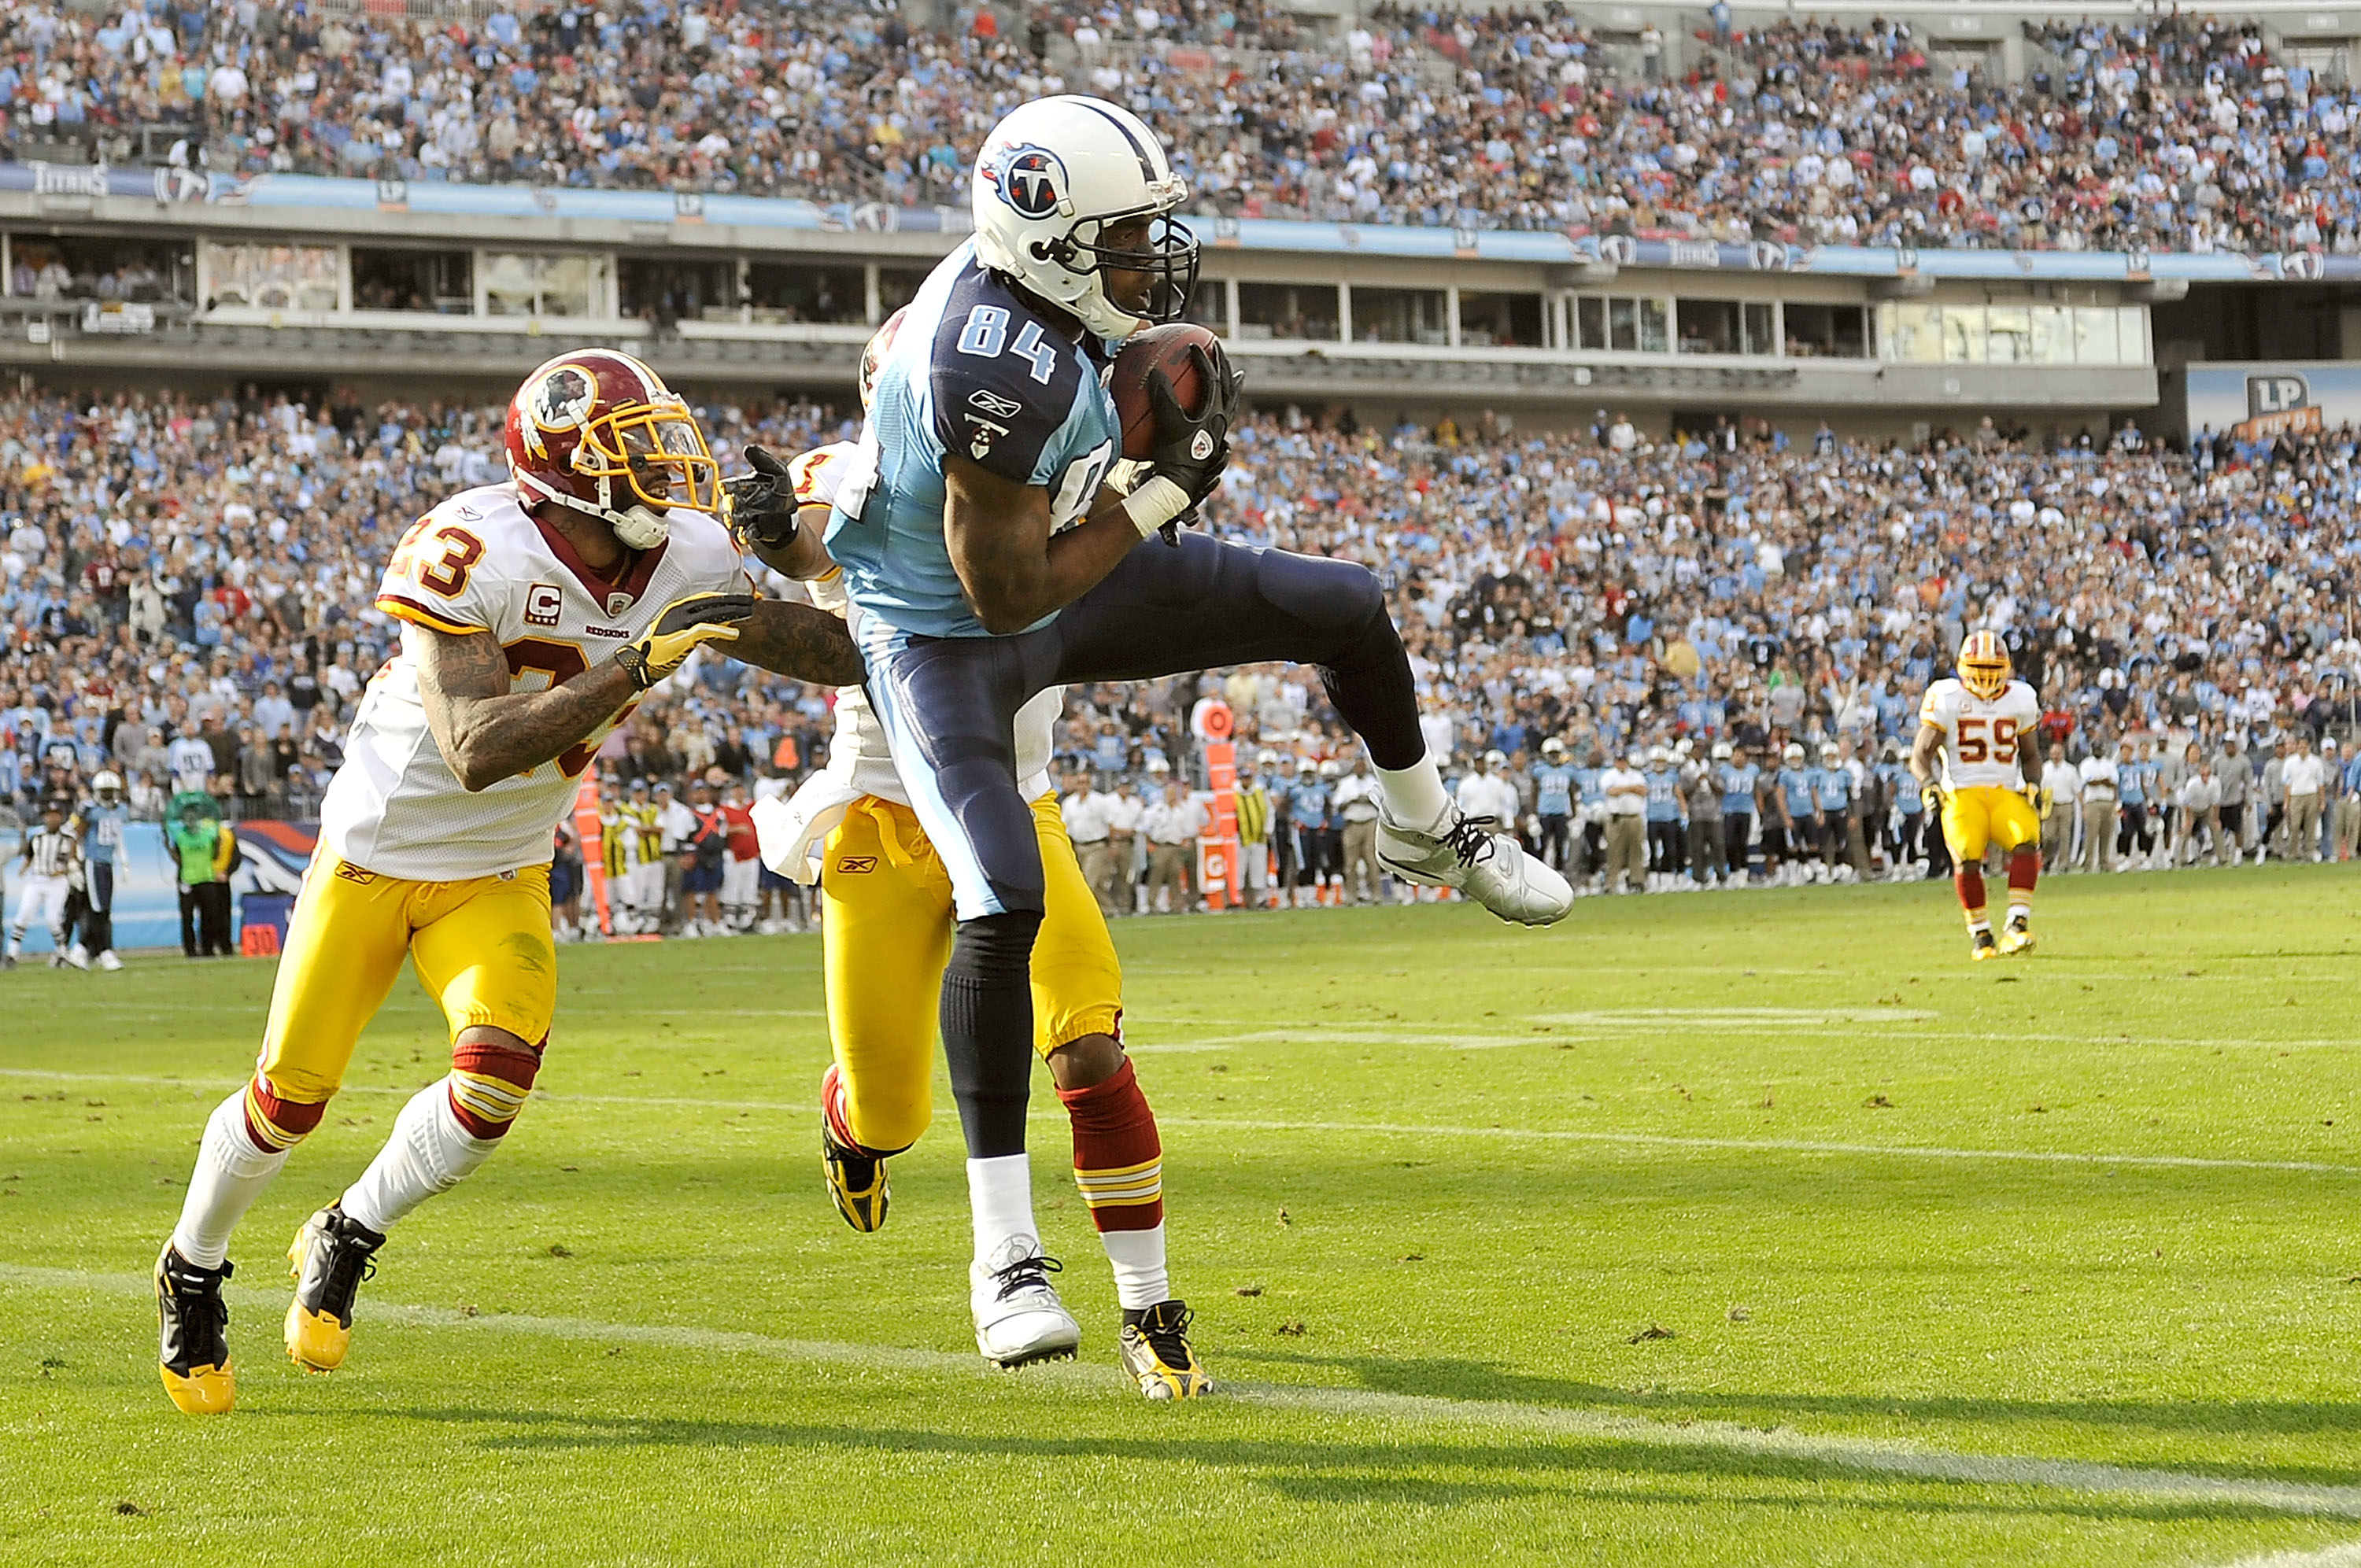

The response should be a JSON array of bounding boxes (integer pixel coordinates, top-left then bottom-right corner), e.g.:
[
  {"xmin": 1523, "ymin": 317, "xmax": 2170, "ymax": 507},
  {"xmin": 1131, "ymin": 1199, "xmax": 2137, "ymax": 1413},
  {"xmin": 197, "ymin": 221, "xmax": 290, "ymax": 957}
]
[{"xmin": 1121, "ymin": 475, "xmax": 1192, "ymax": 537}]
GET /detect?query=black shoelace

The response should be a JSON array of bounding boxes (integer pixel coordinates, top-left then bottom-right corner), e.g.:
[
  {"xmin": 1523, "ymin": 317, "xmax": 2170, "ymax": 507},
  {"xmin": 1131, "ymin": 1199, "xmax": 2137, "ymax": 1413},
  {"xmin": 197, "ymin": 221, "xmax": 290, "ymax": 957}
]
[
  {"xmin": 991, "ymin": 1253, "xmax": 1062, "ymax": 1302},
  {"xmin": 1140, "ymin": 1304, "xmax": 1195, "ymax": 1362},
  {"xmin": 1439, "ymin": 814, "xmax": 1499, "ymax": 868},
  {"xmin": 318, "ymin": 1230, "xmax": 382, "ymax": 1314}
]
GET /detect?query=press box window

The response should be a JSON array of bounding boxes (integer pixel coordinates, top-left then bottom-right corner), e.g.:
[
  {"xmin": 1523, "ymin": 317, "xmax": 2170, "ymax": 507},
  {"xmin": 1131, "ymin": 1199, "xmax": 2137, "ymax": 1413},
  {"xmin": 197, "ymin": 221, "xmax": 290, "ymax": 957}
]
[
  {"xmin": 351, "ymin": 248, "xmax": 471, "ymax": 314},
  {"xmin": 1458, "ymin": 290, "xmax": 1543, "ymax": 348},
  {"xmin": 1573, "ymin": 294, "xmax": 1668, "ymax": 352},
  {"xmin": 1353, "ymin": 286, "xmax": 1449, "ymax": 345},
  {"xmin": 1236, "ymin": 282, "xmax": 1338, "ymax": 341},
  {"xmin": 1676, "ymin": 299, "xmax": 1775, "ymax": 355}
]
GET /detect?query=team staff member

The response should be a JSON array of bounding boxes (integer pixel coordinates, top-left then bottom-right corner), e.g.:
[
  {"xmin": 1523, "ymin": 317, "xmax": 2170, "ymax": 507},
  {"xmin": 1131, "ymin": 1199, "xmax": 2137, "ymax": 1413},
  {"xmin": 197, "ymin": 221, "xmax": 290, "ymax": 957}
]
[
  {"xmin": 2040, "ymin": 748, "xmax": 2079, "ymax": 871},
  {"xmin": 1141, "ymin": 777, "xmax": 1205, "ymax": 914},
  {"xmin": 1601, "ymin": 751, "xmax": 1648, "ymax": 894},
  {"xmin": 1062, "ymin": 769, "xmax": 1122, "ymax": 918},
  {"xmin": 168, "ymin": 799, "xmax": 236, "ymax": 958},
  {"xmin": 2077, "ymin": 743, "xmax": 2120, "ymax": 873},
  {"xmin": 1332, "ymin": 753, "xmax": 1384, "ymax": 905},
  {"xmin": 1233, "ymin": 753, "xmax": 1273, "ymax": 906}
]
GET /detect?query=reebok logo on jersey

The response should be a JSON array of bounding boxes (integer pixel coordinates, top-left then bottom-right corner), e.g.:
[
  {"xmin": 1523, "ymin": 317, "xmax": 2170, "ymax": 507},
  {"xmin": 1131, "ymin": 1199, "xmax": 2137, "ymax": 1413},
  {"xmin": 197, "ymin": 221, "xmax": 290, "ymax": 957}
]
[
  {"xmin": 525, "ymin": 583, "xmax": 563, "ymax": 627},
  {"xmin": 833, "ymin": 856, "xmax": 878, "ymax": 874},
  {"xmin": 968, "ymin": 388, "xmax": 1023, "ymax": 419}
]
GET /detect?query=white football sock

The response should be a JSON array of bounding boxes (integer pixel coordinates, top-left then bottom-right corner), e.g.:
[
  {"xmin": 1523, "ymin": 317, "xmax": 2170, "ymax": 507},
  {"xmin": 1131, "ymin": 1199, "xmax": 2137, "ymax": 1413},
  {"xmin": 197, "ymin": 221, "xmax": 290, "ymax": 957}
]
[
  {"xmin": 171, "ymin": 1089, "xmax": 289, "ymax": 1269},
  {"xmin": 2007, "ymin": 902, "xmax": 2031, "ymax": 924},
  {"xmin": 1376, "ymin": 751, "xmax": 1451, "ymax": 829},
  {"xmin": 341, "ymin": 1079, "xmax": 500, "ymax": 1234},
  {"xmin": 1101, "ymin": 1223, "xmax": 1170, "ymax": 1311},
  {"xmin": 966, "ymin": 1153, "xmax": 1037, "ymax": 1263}
]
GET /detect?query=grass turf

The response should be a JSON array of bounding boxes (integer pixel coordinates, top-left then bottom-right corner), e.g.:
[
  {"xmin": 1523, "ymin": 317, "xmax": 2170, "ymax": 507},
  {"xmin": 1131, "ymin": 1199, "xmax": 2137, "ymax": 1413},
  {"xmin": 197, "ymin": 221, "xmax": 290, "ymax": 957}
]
[{"xmin": 6, "ymin": 867, "xmax": 2361, "ymax": 1566}]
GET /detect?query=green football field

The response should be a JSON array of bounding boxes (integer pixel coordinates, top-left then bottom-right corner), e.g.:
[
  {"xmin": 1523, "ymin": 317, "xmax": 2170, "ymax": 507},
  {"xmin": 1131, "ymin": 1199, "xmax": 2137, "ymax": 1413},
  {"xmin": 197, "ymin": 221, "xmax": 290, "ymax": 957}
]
[{"xmin": 7, "ymin": 869, "xmax": 2361, "ymax": 1566}]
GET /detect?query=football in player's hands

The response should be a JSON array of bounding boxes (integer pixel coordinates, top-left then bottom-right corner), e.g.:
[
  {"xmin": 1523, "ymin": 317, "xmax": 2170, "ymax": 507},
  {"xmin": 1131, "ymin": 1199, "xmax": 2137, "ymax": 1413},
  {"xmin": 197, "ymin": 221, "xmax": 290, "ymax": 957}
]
[
  {"xmin": 1111, "ymin": 323, "xmax": 1217, "ymax": 460},
  {"xmin": 1146, "ymin": 349, "xmax": 1241, "ymax": 515},
  {"xmin": 721, "ymin": 446, "xmax": 798, "ymax": 551}
]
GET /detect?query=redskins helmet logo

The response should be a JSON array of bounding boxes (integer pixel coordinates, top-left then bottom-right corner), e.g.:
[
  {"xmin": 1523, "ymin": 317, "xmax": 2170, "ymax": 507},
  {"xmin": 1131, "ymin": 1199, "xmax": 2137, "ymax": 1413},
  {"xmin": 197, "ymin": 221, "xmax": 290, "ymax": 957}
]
[
  {"xmin": 530, "ymin": 364, "xmax": 599, "ymax": 433},
  {"xmin": 991, "ymin": 144, "xmax": 1068, "ymax": 220}
]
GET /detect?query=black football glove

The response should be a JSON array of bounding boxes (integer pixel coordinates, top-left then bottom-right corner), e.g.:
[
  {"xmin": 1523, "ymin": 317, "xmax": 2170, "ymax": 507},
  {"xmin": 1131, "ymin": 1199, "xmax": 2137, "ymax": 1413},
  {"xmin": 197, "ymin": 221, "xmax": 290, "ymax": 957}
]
[
  {"xmin": 615, "ymin": 591, "xmax": 756, "ymax": 689},
  {"xmin": 1145, "ymin": 340, "xmax": 1243, "ymax": 540},
  {"xmin": 720, "ymin": 445, "xmax": 798, "ymax": 552}
]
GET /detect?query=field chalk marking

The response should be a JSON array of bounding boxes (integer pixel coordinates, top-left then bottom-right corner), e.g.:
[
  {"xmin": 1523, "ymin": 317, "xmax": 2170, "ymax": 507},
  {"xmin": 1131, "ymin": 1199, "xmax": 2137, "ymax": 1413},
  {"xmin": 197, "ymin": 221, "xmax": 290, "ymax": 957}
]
[
  {"xmin": 6, "ymin": 1261, "xmax": 2360, "ymax": 1523},
  {"xmin": 8, "ymin": 1067, "xmax": 2361, "ymax": 1179},
  {"xmin": 2210, "ymin": 1543, "xmax": 2361, "ymax": 1567}
]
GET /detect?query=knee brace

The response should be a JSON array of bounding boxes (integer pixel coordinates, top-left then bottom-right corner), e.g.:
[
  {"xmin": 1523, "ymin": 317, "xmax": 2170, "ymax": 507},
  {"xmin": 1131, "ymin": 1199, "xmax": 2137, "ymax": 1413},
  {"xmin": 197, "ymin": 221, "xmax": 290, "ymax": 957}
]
[
  {"xmin": 243, "ymin": 1072, "xmax": 331, "ymax": 1154},
  {"xmin": 447, "ymin": 1035, "xmax": 545, "ymax": 1139}
]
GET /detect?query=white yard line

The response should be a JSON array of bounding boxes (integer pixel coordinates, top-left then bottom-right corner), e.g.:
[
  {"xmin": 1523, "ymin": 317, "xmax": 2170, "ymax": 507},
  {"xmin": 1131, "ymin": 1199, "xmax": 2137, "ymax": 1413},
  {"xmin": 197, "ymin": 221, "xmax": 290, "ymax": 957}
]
[
  {"xmin": 7, "ymin": 1260, "xmax": 2359, "ymax": 1523},
  {"xmin": 2208, "ymin": 1542, "xmax": 2361, "ymax": 1567},
  {"xmin": 7, "ymin": 1066, "xmax": 2359, "ymax": 1178}
]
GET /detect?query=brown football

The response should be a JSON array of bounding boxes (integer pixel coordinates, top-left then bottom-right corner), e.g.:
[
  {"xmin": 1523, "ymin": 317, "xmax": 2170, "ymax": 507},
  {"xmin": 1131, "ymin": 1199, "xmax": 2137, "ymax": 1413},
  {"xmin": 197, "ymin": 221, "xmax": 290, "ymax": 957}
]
[{"xmin": 1110, "ymin": 323, "xmax": 1217, "ymax": 459}]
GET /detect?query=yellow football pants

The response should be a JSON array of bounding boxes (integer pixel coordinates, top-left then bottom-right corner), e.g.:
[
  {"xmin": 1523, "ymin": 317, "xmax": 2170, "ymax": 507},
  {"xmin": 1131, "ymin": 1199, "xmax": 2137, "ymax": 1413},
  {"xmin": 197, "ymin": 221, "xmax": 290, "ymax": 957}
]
[
  {"xmin": 821, "ymin": 793, "xmax": 1122, "ymax": 1153},
  {"xmin": 255, "ymin": 855, "xmax": 556, "ymax": 1106},
  {"xmin": 1942, "ymin": 785, "xmax": 2041, "ymax": 864}
]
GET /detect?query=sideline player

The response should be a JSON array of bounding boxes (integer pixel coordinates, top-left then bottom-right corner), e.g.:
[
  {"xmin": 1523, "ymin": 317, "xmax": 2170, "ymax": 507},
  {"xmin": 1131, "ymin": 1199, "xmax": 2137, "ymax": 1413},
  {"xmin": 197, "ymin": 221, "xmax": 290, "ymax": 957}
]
[
  {"xmin": 1909, "ymin": 630, "xmax": 2045, "ymax": 961},
  {"xmin": 732, "ymin": 349, "xmax": 1206, "ymax": 1396},
  {"xmin": 151, "ymin": 349, "xmax": 862, "ymax": 1415},
  {"xmin": 795, "ymin": 95, "xmax": 1573, "ymax": 1356}
]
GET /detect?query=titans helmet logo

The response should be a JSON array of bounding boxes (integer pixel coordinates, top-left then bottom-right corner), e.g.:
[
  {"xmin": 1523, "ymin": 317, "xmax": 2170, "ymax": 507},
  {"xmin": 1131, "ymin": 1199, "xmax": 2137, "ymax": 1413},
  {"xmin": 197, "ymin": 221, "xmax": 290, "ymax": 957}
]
[{"xmin": 992, "ymin": 144, "xmax": 1068, "ymax": 220}]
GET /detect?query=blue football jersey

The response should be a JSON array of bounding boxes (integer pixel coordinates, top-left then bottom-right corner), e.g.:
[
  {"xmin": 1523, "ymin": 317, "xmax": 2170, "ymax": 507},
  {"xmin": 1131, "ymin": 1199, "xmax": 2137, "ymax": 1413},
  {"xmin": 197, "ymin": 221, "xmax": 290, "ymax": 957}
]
[{"xmin": 826, "ymin": 240, "xmax": 1124, "ymax": 640}]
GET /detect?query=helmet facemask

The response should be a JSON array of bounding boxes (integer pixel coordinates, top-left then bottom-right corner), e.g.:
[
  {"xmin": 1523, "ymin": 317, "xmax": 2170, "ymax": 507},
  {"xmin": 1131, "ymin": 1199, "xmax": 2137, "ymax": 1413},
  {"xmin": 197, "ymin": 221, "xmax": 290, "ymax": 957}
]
[
  {"xmin": 554, "ymin": 394, "xmax": 719, "ymax": 549},
  {"xmin": 1051, "ymin": 205, "xmax": 1201, "ymax": 331}
]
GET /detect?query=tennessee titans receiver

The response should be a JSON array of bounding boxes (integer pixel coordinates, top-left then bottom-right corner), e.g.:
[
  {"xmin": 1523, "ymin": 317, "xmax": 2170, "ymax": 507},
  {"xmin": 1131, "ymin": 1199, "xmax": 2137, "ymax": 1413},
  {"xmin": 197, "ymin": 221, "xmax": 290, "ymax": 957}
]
[{"xmin": 731, "ymin": 96, "xmax": 1572, "ymax": 1371}]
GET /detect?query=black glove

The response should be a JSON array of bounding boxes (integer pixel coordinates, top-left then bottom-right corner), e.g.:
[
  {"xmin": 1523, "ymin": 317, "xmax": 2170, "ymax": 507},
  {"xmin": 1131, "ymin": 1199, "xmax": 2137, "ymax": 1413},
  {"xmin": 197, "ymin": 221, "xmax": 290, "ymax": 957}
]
[
  {"xmin": 1146, "ymin": 340, "xmax": 1243, "ymax": 537},
  {"xmin": 720, "ymin": 446, "xmax": 798, "ymax": 552},
  {"xmin": 615, "ymin": 592, "xmax": 756, "ymax": 689}
]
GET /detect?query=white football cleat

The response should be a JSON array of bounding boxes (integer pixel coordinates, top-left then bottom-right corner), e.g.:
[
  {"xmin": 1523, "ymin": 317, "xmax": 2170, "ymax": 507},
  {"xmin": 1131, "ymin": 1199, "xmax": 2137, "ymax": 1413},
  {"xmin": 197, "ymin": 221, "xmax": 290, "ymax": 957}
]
[
  {"xmin": 1376, "ymin": 806, "xmax": 1572, "ymax": 927},
  {"xmin": 970, "ymin": 1237, "xmax": 1081, "ymax": 1368},
  {"xmin": 97, "ymin": 950, "xmax": 124, "ymax": 972}
]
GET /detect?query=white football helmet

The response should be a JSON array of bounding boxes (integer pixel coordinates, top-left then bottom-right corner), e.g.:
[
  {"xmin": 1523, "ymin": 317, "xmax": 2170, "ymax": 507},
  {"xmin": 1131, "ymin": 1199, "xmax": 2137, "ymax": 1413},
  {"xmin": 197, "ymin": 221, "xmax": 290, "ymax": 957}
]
[{"xmin": 970, "ymin": 95, "xmax": 1199, "ymax": 341}]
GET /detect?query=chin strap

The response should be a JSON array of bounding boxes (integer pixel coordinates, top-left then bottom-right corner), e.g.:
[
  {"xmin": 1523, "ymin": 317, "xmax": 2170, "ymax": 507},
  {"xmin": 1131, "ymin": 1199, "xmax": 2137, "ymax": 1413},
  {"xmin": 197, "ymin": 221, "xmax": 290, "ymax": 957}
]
[{"xmin": 608, "ymin": 504, "xmax": 671, "ymax": 551}]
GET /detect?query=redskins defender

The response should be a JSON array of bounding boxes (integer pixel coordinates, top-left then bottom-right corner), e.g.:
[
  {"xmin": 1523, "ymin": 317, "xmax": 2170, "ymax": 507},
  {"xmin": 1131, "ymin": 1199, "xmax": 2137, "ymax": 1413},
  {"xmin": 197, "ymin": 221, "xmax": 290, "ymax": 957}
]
[
  {"xmin": 153, "ymin": 350, "xmax": 861, "ymax": 1415},
  {"xmin": 1910, "ymin": 629, "xmax": 2046, "ymax": 961},
  {"xmin": 726, "ymin": 315, "xmax": 1206, "ymax": 1400}
]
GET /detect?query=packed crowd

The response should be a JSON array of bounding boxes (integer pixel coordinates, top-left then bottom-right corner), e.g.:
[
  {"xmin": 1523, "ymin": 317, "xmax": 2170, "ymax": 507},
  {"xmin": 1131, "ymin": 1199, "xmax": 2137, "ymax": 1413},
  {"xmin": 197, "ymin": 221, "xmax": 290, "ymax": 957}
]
[
  {"xmin": 4, "ymin": 0, "xmax": 2360, "ymax": 253},
  {"xmin": 4, "ymin": 381, "xmax": 2359, "ymax": 936}
]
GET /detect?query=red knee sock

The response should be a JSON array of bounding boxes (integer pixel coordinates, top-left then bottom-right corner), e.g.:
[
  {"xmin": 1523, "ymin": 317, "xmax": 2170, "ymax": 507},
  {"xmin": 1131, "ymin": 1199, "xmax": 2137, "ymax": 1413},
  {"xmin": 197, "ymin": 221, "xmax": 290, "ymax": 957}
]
[
  {"xmin": 1953, "ymin": 865, "xmax": 1989, "ymax": 932},
  {"xmin": 2005, "ymin": 848, "xmax": 2038, "ymax": 919},
  {"xmin": 447, "ymin": 1035, "xmax": 544, "ymax": 1139},
  {"xmin": 1057, "ymin": 1058, "xmax": 1163, "ymax": 1233}
]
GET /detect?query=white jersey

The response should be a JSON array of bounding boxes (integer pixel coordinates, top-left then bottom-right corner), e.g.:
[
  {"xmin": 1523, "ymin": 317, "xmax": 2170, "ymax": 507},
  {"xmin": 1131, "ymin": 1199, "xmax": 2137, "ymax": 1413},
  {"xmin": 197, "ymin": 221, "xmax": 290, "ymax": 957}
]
[
  {"xmin": 1919, "ymin": 677, "xmax": 2041, "ymax": 791},
  {"xmin": 325, "ymin": 483, "xmax": 749, "ymax": 880},
  {"xmin": 793, "ymin": 444, "xmax": 1059, "ymax": 805}
]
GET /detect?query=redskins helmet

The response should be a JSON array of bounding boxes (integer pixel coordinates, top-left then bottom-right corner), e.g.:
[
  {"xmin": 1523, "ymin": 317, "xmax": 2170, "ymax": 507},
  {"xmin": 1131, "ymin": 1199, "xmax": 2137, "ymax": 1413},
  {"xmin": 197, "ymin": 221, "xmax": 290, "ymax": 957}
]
[
  {"xmin": 1958, "ymin": 629, "xmax": 2012, "ymax": 701},
  {"xmin": 505, "ymin": 349, "xmax": 720, "ymax": 550},
  {"xmin": 858, "ymin": 307, "xmax": 907, "ymax": 414}
]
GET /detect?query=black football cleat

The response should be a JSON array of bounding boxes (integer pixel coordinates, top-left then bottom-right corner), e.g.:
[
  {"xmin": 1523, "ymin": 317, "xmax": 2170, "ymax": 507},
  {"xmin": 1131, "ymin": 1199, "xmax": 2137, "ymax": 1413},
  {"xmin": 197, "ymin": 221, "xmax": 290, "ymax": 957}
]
[
  {"xmin": 157, "ymin": 1245, "xmax": 235, "ymax": 1414},
  {"xmin": 285, "ymin": 1205, "xmax": 386, "ymax": 1372},
  {"xmin": 1118, "ymin": 1299, "xmax": 1211, "ymax": 1400}
]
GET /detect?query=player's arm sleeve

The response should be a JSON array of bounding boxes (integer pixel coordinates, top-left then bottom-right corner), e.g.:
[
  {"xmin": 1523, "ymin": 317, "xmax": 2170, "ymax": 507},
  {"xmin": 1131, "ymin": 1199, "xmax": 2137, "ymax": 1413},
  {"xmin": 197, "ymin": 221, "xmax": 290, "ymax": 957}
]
[
  {"xmin": 375, "ymin": 510, "xmax": 502, "ymax": 636},
  {"xmin": 929, "ymin": 344, "xmax": 1087, "ymax": 489}
]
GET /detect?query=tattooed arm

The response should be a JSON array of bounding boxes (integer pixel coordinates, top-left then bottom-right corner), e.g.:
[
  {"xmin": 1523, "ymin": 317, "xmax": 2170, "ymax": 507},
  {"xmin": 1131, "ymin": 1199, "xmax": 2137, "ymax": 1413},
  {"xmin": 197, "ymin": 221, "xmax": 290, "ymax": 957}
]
[
  {"xmin": 724, "ymin": 598, "xmax": 866, "ymax": 686},
  {"xmin": 412, "ymin": 625, "xmax": 639, "ymax": 793}
]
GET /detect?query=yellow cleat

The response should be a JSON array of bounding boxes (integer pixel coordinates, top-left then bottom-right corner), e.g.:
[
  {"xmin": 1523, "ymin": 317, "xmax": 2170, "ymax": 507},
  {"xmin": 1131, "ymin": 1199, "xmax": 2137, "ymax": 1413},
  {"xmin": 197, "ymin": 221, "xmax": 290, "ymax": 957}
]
[
  {"xmin": 1118, "ymin": 1301, "xmax": 1212, "ymax": 1401},
  {"xmin": 820, "ymin": 1063, "xmax": 891, "ymax": 1232},
  {"xmin": 1997, "ymin": 919, "xmax": 2035, "ymax": 957},
  {"xmin": 1971, "ymin": 931, "xmax": 2001, "ymax": 962},
  {"xmin": 157, "ymin": 1246, "xmax": 236, "ymax": 1415},
  {"xmin": 284, "ymin": 1205, "xmax": 386, "ymax": 1373}
]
